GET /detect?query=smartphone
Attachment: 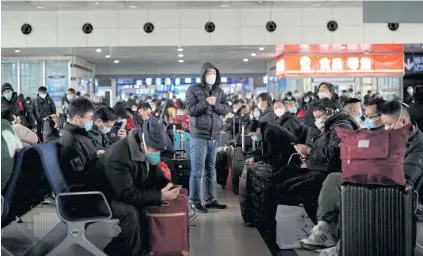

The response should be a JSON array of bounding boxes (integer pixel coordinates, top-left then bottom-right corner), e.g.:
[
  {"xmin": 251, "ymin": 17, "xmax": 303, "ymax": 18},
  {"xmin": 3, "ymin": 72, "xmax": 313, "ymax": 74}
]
[
  {"xmin": 118, "ymin": 119, "xmax": 127, "ymax": 133},
  {"xmin": 170, "ymin": 185, "xmax": 182, "ymax": 190}
]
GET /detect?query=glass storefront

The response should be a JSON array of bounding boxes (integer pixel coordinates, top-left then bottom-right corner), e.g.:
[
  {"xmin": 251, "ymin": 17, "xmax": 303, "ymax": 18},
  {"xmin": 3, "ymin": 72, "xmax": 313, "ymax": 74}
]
[
  {"xmin": 20, "ymin": 62, "xmax": 43, "ymax": 99},
  {"xmin": 1, "ymin": 62, "xmax": 18, "ymax": 90},
  {"xmin": 1, "ymin": 60, "xmax": 69, "ymax": 101}
]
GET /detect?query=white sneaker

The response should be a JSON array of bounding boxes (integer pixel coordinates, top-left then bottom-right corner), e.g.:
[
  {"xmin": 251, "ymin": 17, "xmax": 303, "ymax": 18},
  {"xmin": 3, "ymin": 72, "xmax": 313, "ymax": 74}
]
[
  {"xmin": 319, "ymin": 241, "xmax": 340, "ymax": 256},
  {"xmin": 301, "ymin": 221, "xmax": 336, "ymax": 250},
  {"xmin": 189, "ymin": 207, "xmax": 198, "ymax": 223}
]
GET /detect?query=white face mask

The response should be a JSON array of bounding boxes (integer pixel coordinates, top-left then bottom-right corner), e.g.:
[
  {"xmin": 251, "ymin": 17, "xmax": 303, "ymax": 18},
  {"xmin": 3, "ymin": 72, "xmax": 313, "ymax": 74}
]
[
  {"xmin": 275, "ymin": 108, "xmax": 285, "ymax": 117},
  {"xmin": 39, "ymin": 93, "xmax": 47, "ymax": 99},
  {"xmin": 206, "ymin": 75, "xmax": 216, "ymax": 86},
  {"xmin": 318, "ymin": 92, "xmax": 330, "ymax": 99},
  {"xmin": 233, "ymin": 108, "xmax": 239, "ymax": 113},
  {"xmin": 407, "ymin": 89, "xmax": 414, "ymax": 95},
  {"xmin": 287, "ymin": 96, "xmax": 292, "ymax": 100},
  {"xmin": 151, "ymin": 104, "xmax": 157, "ymax": 111},
  {"xmin": 253, "ymin": 112, "xmax": 261, "ymax": 119},
  {"xmin": 315, "ymin": 118, "xmax": 325, "ymax": 130}
]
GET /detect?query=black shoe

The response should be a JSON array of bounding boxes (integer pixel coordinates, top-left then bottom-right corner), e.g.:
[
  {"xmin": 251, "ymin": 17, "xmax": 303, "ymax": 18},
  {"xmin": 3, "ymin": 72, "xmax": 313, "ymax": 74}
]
[
  {"xmin": 191, "ymin": 203, "xmax": 208, "ymax": 213},
  {"xmin": 205, "ymin": 200, "xmax": 227, "ymax": 209}
]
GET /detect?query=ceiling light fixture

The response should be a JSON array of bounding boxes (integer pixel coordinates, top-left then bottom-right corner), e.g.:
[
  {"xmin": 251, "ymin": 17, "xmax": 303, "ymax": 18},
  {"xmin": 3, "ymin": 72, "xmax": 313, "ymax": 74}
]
[
  {"xmin": 37, "ymin": 6, "xmax": 45, "ymax": 9},
  {"xmin": 259, "ymin": 47, "xmax": 264, "ymax": 51},
  {"xmin": 243, "ymin": 58, "xmax": 249, "ymax": 62},
  {"xmin": 105, "ymin": 55, "xmax": 111, "ymax": 58},
  {"xmin": 94, "ymin": 2, "xmax": 99, "ymax": 4},
  {"xmin": 340, "ymin": 46, "xmax": 346, "ymax": 50},
  {"xmin": 177, "ymin": 48, "xmax": 183, "ymax": 52},
  {"xmin": 251, "ymin": 53, "xmax": 256, "ymax": 56},
  {"xmin": 114, "ymin": 60, "xmax": 119, "ymax": 63},
  {"xmin": 129, "ymin": 5, "xmax": 137, "ymax": 8},
  {"xmin": 178, "ymin": 54, "xmax": 184, "ymax": 58},
  {"xmin": 14, "ymin": 49, "xmax": 20, "ymax": 53},
  {"xmin": 221, "ymin": 4, "xmax": 228, "ymax": 7},
  {"xmin": 178, "ymin": 60, "xmax": 184, "ymax": 63},
  {"xmin": 96, "ymin": 48, "xmax": 102, "ymax": 52}
]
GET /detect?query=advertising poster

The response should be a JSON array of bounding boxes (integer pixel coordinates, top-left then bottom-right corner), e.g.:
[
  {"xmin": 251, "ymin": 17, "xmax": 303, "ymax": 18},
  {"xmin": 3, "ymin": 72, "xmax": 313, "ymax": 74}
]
[{"xmin": 47, "ymin": 75, "xmax": 67, "ymax": 101}]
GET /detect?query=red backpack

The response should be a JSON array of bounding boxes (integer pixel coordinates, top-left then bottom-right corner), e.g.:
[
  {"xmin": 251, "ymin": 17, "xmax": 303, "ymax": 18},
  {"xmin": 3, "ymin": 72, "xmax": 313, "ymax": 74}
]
[{"xmin": 335, "ymin": 125, "xmax": 410, "ymax": 186}]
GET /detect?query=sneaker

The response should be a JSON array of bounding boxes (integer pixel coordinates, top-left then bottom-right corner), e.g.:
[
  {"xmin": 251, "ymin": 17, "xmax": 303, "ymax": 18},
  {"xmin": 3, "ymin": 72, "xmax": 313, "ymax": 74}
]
[
  {"xmin": 189, "ymin": 207, "xmax": 198, "ymax": 222},
  {"xmin": 190, "ymin": 203, "xmax": 208, "ymax": 213},
  {"xmin": 204, "ymin": 200, "xmax": 227, "ymax": 209},
  {"xmin": 319, "ymin": 242, "xmax": 340, "ymax": 256},
  {"xmin": 301, "ymin": 221, "xmax": 336, "ymax": 250}
]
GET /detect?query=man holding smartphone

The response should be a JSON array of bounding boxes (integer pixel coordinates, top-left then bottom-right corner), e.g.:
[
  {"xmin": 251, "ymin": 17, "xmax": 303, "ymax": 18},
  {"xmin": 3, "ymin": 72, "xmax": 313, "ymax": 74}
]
[
  {"xmin": 100, "ymin": 119, "xmax": 181, "ymax": 256},
  {"xmin": 185, "ymin": 62, "xmax": 230, "ymax": 213}
]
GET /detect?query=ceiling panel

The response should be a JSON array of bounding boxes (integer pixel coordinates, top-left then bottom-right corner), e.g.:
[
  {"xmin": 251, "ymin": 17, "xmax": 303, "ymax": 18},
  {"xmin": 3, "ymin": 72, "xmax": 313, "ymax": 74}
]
[{"xmin": 1, "ymin": 1, "xmax": 362, "ymax": 11}]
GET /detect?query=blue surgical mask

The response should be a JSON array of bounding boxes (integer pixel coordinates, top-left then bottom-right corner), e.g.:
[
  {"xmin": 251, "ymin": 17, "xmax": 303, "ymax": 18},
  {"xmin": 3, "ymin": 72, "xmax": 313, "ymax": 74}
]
[
  {"xmin": 3, "ymin": 92, "xmax": 12, "ymax": 101},
  {"xmin": 146, "ymin": 152, "xmax": 160, "ymax": 165},
  {"xmin": 257, "ymin": 104, "xmax": 263, "ymax": 111},
  {"xmin": 84, "ymin": 120, "xmax": 93, "ymax": 131},
  {"xmin": 102, "ymin": 126, "xmax": 112, "ymax": 134},
  {"xmin": 289, "ymin": 107, "xmax": 298, "ymax": 114},
  {"xmin": 364, "ymin": 118, "xmax": 375, "ymax": 130},
  {"xmin": 359, "ymin": 109, "xmax": 363, "ymax": 118}
]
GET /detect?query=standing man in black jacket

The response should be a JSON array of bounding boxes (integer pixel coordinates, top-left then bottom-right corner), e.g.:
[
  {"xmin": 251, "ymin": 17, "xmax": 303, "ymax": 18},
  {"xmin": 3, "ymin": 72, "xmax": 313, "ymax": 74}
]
[
  {"xmin": 34, "ymin": 86, "xmax": 57, "ymax": 141},
  {"xmin": 185, "ymin": 62, "xmax": 230, "ymax": 213},
  {"xmin": 257, "ymin": 92, "xmax": 278, "ymax": 124}
]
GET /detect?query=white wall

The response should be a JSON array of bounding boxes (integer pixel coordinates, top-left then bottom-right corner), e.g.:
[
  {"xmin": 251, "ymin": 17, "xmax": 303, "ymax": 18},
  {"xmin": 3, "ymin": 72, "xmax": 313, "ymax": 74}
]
[{"xmin": 2, "ymin": 7, "xmax": 423, "ymax": 48}]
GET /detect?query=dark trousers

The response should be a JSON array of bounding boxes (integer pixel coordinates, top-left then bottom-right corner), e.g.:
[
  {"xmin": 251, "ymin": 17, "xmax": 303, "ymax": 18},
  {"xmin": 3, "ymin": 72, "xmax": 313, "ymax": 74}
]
[{"xmin": 97, "ymin": 200, "xmax": 148, "ymax": 256}]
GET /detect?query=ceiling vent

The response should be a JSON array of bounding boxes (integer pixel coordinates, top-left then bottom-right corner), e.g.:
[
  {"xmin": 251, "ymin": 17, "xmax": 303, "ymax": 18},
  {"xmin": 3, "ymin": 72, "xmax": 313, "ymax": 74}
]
[
  {"xmin": 144, "ymin": 22, "xmax": 155, "ymax": 33},
  {"xmin": 82, "ymin": 23, "xmax": 93, "ymax": 34},
  {"xmin": 21, "ymin": 23, "xmax": 32, "ymax": 35},
  {"xmin": 205, "ymin": 22, "xmax": 216, "ymax": 33}
]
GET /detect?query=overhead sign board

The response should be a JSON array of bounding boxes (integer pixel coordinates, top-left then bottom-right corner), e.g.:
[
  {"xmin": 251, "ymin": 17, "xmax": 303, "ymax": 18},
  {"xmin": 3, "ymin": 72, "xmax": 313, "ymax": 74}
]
[
  {"xmin": 404, "ymin": 53, "xmax": 423, "ymax": 75},
  {"xmin": 276, "ymin": 53, "xmax": 404, "ymax": 77}
]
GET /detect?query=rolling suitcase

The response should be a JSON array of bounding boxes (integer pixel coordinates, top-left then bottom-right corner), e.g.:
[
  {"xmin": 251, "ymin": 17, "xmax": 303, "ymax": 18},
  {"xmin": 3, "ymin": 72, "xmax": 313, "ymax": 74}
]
[
  {"xmin": 173, "ymin": 135, "xmax": 191, "ymax": 192},
  {"xmin": 231, "ymin": 125, "xmax": 255, "ymax": 195},
  {"xmin": 215, "ymin": 149, "xmax": 229, "ymax": 189},
  {"xmin": 239, "ymin": 163, "xmax": 257, "ymax": 226},
  {"xmin": 147, "ymin": 188, "xmax": 189, "ymax": 256},
  {"xmin": 341, "ymin": 184, "xmax": 415, "ymax": 256}
]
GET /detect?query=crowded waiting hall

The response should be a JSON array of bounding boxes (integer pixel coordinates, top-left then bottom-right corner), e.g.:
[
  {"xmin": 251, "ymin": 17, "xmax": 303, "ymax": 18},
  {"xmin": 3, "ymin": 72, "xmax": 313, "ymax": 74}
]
[{"xmin": 2, "ymin": 1, "xmax": 423, "ymax": 256}]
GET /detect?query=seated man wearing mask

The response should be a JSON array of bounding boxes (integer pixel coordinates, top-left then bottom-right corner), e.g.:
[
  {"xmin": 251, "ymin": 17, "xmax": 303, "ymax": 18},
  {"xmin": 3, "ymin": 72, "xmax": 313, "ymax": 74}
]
[
  {"xmin": 343, "ymin": 98, "xmax": 364, "ymax": 128},
  {"xmin": 363, "ymin": 98, "xmax": 385, "ymax": 131},
  {"xmin": 59, "ymin": 98, "xmax": 104, "ymax": 186},
  {"xmin": 273, "ymin": 100, "xmax": 305, "ymax": 142},
  {"xmin": 89, "ymin": 106, "xmax": 126, "ymax": 150},
  {"xmin": 300, "ymin": 101, "xmax": 423, "ymax": 254},
  {"xmin": 244, "ymin": 120, "xmax": 299, "ymax": 169},
  {"xmin": 278, "ymin": 98, "xmax": 359, "ymax": 219},
  {"xmin": 257, "ymin": 92, "xmax": 278, "ymax": 124},
  {"xmin": 100, "ymin": 119, "xmax": 181, "ymax": 256}
]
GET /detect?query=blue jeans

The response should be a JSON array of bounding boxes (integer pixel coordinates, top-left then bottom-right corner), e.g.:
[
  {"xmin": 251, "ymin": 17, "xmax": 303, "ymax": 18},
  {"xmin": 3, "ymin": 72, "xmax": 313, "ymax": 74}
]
[{"xmin": 189, "ymin": 137, "xmax": 218, "ymax": 205}]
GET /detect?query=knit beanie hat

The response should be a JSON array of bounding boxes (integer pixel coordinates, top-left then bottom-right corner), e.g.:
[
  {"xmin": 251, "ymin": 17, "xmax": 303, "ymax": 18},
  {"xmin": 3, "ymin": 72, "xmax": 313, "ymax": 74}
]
[
  {"xmin": 141, "ymin": 119, "xmax": 168, "ymax": 151},
  {"xmin": 2, "ymin": 83, "xmax": 14, "ymax": 94}
]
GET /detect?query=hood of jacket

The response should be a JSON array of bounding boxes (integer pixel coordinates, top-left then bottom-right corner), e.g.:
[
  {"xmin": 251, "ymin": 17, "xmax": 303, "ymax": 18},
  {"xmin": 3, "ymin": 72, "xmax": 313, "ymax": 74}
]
[
  {"xmin": 324, "ymin": 112, "xmax": 359, "ymax": 131},
  {"xmin": 127, "ymin": 128, "xmax": 147, "ymax": 162},
  {"xmin": 1, "ymin": 91, "xmax": 18, "ymax": 103},
  {"xmin": 200, "ymin": 62, "xmax": 221, "ymax": 89}
]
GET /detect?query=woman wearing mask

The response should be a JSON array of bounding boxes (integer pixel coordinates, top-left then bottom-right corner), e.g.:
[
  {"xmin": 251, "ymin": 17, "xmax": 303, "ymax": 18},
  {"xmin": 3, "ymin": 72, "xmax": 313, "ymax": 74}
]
[
  {"xmin": 1, "ymin": 83, "xmax": 35, "ymax": 129},
  {"xmin": 250, "ymin": 107, "xmax": 261, "ymax": 120},
  {"xmin": 2, "ymin": 109, "xmax": 38, "ymax": 147}
]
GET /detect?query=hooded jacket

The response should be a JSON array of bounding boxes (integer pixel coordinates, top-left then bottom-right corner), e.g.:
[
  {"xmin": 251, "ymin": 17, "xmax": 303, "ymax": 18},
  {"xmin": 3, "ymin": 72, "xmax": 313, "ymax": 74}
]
[
  {"xmin": 1, "ymin": 92, "xmax": 35, "ymax": 129},
  {"xmin": 185, "ymin": 62, "xmax": 230, "ymax": 140},
  {"xmin": 306, "ymin": 112, "xmax": 359, "ymax": 173},
  {"xmin": 278, "ymin": 112, "xmax": 305, "ymax": 142}
]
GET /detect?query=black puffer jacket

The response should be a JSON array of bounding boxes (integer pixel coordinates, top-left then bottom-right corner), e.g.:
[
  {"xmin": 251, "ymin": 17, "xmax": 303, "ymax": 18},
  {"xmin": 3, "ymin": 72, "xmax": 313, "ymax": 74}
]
[
  {"xmin": 34, "ymin": 94, "xmax": 56, "ymax": 123},
  {"xmin": 258, "ymin": 107, "xmax": 278, "ymax": 124},
  {"xmin": 306, "ymin": 112, "xmax": 359, "ymax": 173},
  {"xmin": 88, "ymin": 125, "xmax": 113, "ymax": 150},
  {"xmin": 1, "ymin": 92, "xmax": 34, "ymax": 129},
  {"xmin": 278, "ymin": 112, "xmax": 305, "ymax": 142},
  {"xmin": 186, "ymin": 63, "xmax": 230, "ymax": 140}
]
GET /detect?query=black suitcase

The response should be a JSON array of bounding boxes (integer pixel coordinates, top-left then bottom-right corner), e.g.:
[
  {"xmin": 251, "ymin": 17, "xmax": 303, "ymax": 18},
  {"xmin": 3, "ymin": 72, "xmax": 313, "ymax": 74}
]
[
  {"xmin": 231, "ymin": 124, "xmax": 256, "ymax": 195},
  {"xmin": 239, "ymin": 163, "xmax": 265, "ymax": 226},
  {"xmin": 215, "ymin": 150, "xmax": 229, "ymax": 189},
  {"xmin": 341, "ymin": 184, "xmax": 415, "ymax": 256},
  {"xmin": 173, "ymin": 157, "xmax": 190, "ymax": 191}
]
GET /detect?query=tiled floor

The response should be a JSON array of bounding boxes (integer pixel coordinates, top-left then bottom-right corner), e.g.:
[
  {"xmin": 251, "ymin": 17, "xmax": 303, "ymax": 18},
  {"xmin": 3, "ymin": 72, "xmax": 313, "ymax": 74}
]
[{"xmin": 3, "ymin": 186, "xmax": 423, "ymax": 256}]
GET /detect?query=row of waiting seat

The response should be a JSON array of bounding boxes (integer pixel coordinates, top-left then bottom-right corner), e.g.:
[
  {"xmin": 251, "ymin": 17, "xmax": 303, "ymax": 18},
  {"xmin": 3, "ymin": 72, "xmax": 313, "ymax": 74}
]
[{"xmin": 2, "ymin": 143, "xmax": 117, "ymax": 256}]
